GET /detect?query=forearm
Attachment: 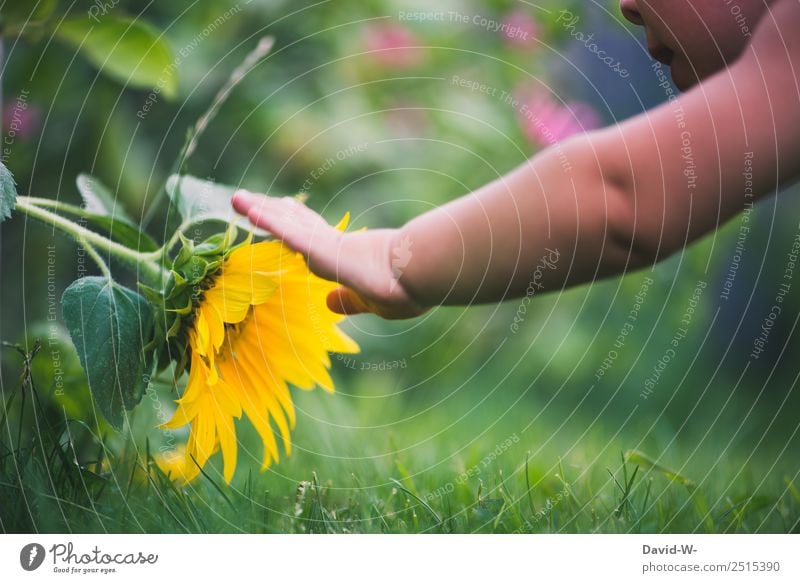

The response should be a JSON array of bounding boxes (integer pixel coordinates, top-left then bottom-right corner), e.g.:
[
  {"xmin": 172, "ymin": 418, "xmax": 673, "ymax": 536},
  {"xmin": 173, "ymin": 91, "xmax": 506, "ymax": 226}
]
[
  {"xmin": 235, "ymin": 0, "xmax": 800, "ymax": 320},
  {"xmin": 396, "ymin": 136, "xmax": 635, "ymax": 306},
  {"xmin": 397, "ymin": 0, "xmax": 800, "ymax": 310}
]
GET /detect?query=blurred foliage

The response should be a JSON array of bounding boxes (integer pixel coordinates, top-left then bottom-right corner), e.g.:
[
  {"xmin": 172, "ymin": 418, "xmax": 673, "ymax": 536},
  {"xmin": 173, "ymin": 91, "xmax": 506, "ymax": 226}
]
[{"xmin": 1, "ymin": 0, "xmax": 798, "ymax": 532}]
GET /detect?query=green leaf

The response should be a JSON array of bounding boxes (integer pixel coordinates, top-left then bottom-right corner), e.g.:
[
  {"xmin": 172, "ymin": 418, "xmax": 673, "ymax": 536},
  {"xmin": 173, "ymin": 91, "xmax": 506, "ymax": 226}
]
[
  {"xmin": 0, "ymin": 162, "xmax": 18, "ymax": 222},
  {"xmin": 55, "ymin": 15, "xmax": 177, "ymax": 98},
  {"xmin": 89, "ymin": 212, "xmax": 160, "ymax": 252},
  {"xmin": 166, "ymin": 174, "xmax": 269, "ymax": 236},
  {"xmin": 76, "ymin": 173, "xmax": 130, "ymax": 220},
  {"xmin": 62, "ymin": 276, "xmax": 155, "ymax": 429},
  {"xmin": 72, "ymin": 174, "xmax": 159, "ymax": 251}
]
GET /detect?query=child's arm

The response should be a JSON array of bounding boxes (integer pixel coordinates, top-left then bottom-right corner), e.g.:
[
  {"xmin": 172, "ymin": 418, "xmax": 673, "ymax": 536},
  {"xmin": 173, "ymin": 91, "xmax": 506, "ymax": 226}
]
[{"xmin": 233, "ymin": 0, "xmax": 800, "ymax": 318}]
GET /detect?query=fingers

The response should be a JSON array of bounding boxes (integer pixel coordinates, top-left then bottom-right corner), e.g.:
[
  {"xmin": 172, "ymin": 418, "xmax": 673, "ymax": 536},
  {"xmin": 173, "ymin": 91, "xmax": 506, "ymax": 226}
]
[
  {"xmin": 232, "ymin": 189, "xmax": 334, "ymax": 257},
  {"xmin": 231, "ymin": 189, "xmax": 259, "ymax": 216},
  {"xmin": 233, "ymin": 189, "xmax": 347, "ymax": 284},
  {"xmin": 326, "ymin": 287, "xmax": 372, "ymax": 316}
]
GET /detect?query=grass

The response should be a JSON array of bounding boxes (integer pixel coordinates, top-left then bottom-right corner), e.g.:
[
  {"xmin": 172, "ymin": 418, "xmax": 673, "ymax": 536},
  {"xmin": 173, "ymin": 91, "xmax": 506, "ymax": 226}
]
[
  {"xmin": 4, "ymin": 425, "xmax": 798, "ymax": 534},
  {"xmin": 2, "ymin": 351, "xmax": 799, "ymax": 534}
]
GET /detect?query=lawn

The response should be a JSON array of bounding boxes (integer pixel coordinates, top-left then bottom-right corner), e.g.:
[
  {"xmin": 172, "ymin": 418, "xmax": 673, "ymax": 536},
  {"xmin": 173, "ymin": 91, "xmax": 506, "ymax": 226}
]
[{"xmin": 3, "ymin": 303, "xmax": 799, "ymax": 534}]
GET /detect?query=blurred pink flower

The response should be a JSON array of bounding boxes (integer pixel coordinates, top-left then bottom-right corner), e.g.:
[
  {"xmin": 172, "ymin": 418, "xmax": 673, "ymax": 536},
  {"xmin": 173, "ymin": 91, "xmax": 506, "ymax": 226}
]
[
  {"xmin": 3, "ymin": 99, "xmax": 42, "ymax": 142},
  {"xmin": 362, "ymin": 23, "xmax": 424, "ymax": 69},
  {"xmin": 516, "ymin": 89, "xmax": 601, "ymax": 146},
  {"xmin": 501, "ymin": 10, "xmax": 539, "ymax": 49}
]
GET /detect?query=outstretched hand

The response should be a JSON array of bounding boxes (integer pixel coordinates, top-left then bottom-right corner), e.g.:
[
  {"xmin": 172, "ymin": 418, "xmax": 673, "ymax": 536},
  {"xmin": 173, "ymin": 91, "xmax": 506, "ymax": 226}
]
[{"xmin": 232, "ymin": 190, "xmax": 427, "ymax": 319}]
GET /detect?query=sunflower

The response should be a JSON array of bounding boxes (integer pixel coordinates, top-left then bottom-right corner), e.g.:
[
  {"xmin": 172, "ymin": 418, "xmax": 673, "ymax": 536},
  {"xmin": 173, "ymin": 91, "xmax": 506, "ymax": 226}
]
[{"xmin": 159, "ymin": 216, "xmax": 358, "ymax": 484}]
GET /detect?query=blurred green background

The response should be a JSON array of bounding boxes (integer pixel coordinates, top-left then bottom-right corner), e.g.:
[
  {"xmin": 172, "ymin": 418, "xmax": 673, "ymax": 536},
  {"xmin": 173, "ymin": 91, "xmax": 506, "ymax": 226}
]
[{"xmin": 1, "ymin": 0, "xmax": 798, "ymax": 533}]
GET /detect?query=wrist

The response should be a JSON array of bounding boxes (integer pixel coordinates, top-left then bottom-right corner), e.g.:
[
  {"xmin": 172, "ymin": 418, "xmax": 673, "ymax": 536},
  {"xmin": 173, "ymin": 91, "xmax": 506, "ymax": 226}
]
[{"xmin": 387, "ymin": 226, "xmax": 431, "ymax": 309}]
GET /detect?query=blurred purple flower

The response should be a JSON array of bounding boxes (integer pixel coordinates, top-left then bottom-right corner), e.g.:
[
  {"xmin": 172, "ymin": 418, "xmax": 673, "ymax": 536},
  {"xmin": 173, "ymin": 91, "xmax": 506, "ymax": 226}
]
[
  {"xmin": 501, "ymin": 10, "xmax": 539, "ymax": 49},
  {"xmin": 3, "ymin": 100, "xmax": 42, "ymax": 142},
  {"xmin": 362, "ymin": 23, "xmax": 424, "ymax": 69},
  {"xmin": 516, "ymin": 89, "xmax": 601, "ymax": 146}
]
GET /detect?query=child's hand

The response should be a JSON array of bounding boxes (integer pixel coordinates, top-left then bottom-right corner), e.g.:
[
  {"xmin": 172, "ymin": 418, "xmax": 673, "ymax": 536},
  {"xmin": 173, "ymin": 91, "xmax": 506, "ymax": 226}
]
[{"xmin": 232, "ymin": 190, "xmax": 428, "ymax": 319}]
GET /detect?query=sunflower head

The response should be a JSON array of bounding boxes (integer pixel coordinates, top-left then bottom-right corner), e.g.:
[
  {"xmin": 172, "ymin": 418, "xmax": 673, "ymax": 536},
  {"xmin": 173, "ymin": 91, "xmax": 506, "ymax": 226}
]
[
  {"xmin": 140, "ymin": 225, "xmax": 240, "ymax": 378},
  {"xmin": 150, "ymin": 217, "xmax": 358, "ymax": 484}
]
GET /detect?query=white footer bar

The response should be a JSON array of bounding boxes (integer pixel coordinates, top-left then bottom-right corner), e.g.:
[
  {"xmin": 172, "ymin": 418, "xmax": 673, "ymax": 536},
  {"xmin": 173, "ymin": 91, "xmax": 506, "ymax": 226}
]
[{"xmin": 1, "ymin": 534, "xmax": 798, "ymax": 582}]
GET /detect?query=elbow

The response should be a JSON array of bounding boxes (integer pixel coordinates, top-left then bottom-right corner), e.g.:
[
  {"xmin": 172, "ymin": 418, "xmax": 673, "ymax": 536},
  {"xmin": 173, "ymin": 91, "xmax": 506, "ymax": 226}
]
[
  {"xmin": 564, "ymin": 131, "xmax": 667, "ymax": 271},
  {"xmin": 570, "ymin": 121, "xmax": 700, "ymax": 273},
  {"xmin": 602, "ymin": 172, "xmax": 678, "ymax": 271},
  {"xmin": 562, "ymin": 130, "xmax": 684, "ymax": 275}
]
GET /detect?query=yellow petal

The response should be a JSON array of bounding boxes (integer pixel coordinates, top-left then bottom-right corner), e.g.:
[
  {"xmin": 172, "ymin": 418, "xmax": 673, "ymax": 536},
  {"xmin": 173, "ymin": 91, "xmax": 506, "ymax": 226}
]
[{"xmin": 215, "ymin": 410, "xmax": 238, "ymax": 484}]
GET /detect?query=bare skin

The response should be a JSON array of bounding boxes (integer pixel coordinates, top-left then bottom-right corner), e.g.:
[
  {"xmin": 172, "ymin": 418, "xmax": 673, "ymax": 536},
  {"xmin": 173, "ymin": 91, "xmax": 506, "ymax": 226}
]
[{"xmin": 232, "ymin": 0, "xmax": 800, "ymax": 319}]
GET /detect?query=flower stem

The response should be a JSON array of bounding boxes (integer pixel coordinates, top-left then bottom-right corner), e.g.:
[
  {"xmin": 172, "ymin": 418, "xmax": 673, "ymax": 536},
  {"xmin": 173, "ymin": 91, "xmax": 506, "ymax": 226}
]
[
  {"xmin": 15, "ymin": 196, "xmax": 167, "ymax": 285},
  {"xmin": 79, "ymin": 238, "xmax": 112, "ymax": 279},
  {"xmin": 24, "ymin": 196, "xmax": 175, "ymax": 263}
]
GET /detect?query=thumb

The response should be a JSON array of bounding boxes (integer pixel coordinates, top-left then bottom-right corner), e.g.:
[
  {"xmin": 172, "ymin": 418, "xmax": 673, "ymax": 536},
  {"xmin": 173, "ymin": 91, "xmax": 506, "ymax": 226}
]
[{"xmin": 326, "ymin": 287, "xmax": 373, "ymax": 316}]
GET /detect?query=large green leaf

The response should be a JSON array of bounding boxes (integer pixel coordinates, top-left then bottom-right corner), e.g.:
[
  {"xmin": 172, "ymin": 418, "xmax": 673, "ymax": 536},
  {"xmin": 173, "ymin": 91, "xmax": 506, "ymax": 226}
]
[
  {"xmin": 0, "ymin": 162, "xmax": 17, "ymax": 222},
  {"xmin": 74, "ymin": 174, "xmax": 159, "ymax": 251},
  {"xmin": 62, "ymin": 277, "xmax": 154, "ymax": 429},
  {"xmin": 166, "ymin": 174, "xmax": 269, "ymax": 236},
  {"xmin": 55, "ymin": 15, "xmax": 177, "ymax": 98}
]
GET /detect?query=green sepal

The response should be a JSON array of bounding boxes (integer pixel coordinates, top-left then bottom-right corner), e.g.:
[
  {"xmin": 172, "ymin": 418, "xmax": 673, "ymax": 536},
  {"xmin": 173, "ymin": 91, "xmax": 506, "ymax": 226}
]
[
  {"xmin": 170, "ymin": 270, "xmax": 188, "ymax": 291},
  {"xmin": 138, "ymin": 282, "xmax": 164, "ymax": 305},
  {"xmin": 172, "ymin": 233, "xmax": 195, "ymax": 269},
  {"xmin": 204, "ymin": 259, "xmax": 223, "ymax": 275},
  {"xmin": 193, "ymin": 233, "xmax": 226, "ymax": 256},
  {"xmin": 166, "ymin": 314, "xmax": 184, "ymax": 338},
  {"xmin": 168, "ymin": 296, "xmax": 194, "ymax": 316}
]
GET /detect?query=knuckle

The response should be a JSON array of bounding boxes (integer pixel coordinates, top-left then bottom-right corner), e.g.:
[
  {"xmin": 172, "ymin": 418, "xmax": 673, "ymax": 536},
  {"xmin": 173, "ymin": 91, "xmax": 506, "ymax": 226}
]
[{"xmin": 247, "ymin": 207, "xmax": 264, "ymax": 222}]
